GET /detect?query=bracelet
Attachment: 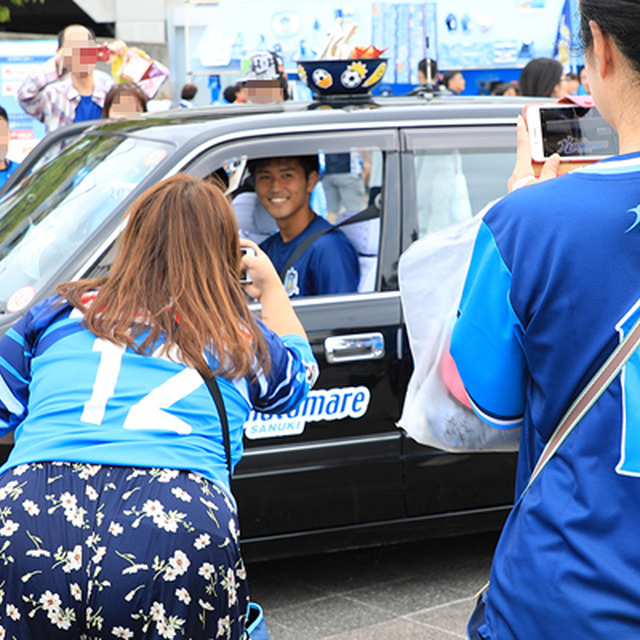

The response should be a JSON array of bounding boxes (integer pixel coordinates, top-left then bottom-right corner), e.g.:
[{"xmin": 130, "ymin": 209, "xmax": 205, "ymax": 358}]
[{"xmin": 511, "ymin": 176, "xmax": 537, "ymax": 191}]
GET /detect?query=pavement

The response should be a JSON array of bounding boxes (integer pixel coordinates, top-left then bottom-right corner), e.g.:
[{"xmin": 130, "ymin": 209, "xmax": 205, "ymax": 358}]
[{"xmin": 246, "ymin": 531, "xmax": 499, "ymax": 640}]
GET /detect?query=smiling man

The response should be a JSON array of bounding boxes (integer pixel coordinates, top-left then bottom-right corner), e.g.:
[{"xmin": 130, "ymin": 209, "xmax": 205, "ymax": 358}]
[{"xmin": 249, "ymin": 155, "xmax": 359, "ymax": 298}]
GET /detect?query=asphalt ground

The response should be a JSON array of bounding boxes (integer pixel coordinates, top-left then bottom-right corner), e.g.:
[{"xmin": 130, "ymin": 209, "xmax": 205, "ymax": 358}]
[{"xmin": 245, "ymin": 531, "xmax": 499, "ymax": 640}]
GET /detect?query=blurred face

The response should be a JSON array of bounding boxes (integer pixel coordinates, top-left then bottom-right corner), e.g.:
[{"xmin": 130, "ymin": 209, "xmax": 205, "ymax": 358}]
[
  {"xmin": 235, "ymin": 86, "xmax": 249, "ymax": 103},
  {"xmin": 0, "ymin": 118, "xmax": 8, "ymax": 161},
  {"xmin": 246, "ymin": 79, "xmax": 284, "ymax": 104},
  {"xmin": 503, "ymin": 86, "xmax": 518, "ymax": 97},
  {"xmin": 580, "ymin": 67, "xmax": 591, "ymax": 93},
  {"xmin": 253, "ymin": 158, "xmax": 317, "ymax": 224},
  {"xmin": 61, "ymin": 25, "xmax": 96, "ymax": 75},
  {"xmin": 108, "ymin": 94, "xmax": 145, "ymax": 119},
  {"xmin": 449, "ymin": 72, "xmax": 466, "ymax": 94}
]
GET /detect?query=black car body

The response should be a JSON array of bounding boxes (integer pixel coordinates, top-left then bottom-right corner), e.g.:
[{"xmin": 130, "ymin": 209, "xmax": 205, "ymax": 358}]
[{"xmin": 0, "ymin": 95, "xmax": 524, "ymax": 560}]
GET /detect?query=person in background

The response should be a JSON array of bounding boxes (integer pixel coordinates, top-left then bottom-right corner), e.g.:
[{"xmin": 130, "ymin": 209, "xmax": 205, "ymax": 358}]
[
  {"xmin": 518, "ymin": 57, "xmax": 564, "ymax": 97},
  {"xmin": 562, "ymin": 71, "xmax": 580, "ymax": 95},
  {"xmin": 490, "ymin": 81, "xmax": 520, "ymax": 96},
  {"xmin": 442, "ymin": 70, "xmax": 466, "ymax": 95},
  {"xmin": 0, "ymin": 173, "xmax": 316, "ymax": 638},
  {"xmin": 17, "ymin": 24, "xmax": 127, "ymax": 132},
  {"xmin": 242, "ymin": 51, "xmax": 289, "ymax": 104},
  {"xmin": 223, "ymin": 82, "xmax": 249, "ymax": 104},
  {"xmin": 578, "ymin": 64, "xmax": 591, "ymax": 94},
  {"xmin": 0, "ymin": 107, "xmax": 19, "ymax": 190},
  {"xmin": 249, "ymin": 155, "xmax": 359, "ymax": 297},
  {"xmin": 409, "ymin": 58, "xmax": 446, "ymax": 94},
  {"xmin": 179, "ymin": 82, "xmax": 198, "ymax": 108},
  {"xmin": 453, "ymin": 0, "xmax": 640, "ymax": 637},
  {"xmin": 101, "ymin": 82, "xmax": 148, "ymax": 118}
]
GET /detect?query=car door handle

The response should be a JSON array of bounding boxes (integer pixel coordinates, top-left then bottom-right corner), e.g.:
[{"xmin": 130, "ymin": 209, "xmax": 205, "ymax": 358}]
[{"xmin": 324, "ymin": 333, "xmax": 385, "ymax": 363}]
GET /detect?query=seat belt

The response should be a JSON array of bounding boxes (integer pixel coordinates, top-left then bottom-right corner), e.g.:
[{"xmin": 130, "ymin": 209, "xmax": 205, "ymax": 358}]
[{"xmin": 278, "ymin": 203, "xmax": 380, "ymax": 281}]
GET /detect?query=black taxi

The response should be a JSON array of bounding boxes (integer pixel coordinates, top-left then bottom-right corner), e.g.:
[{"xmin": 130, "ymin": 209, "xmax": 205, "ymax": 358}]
[{"xmin": 0, "ymin": 94, "xmax": 523, "ymax": 560}]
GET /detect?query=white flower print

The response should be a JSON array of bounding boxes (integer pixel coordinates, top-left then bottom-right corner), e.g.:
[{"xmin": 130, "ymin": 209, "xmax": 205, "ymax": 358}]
[
  {"xmin": 63, "ymin": 545, "xmax": 82, "ymax": 573},
  {"xmin": 156, "ymin": 618, "xmax": 175, "ymax": 639},
  {"xmin": 0, "ymin": 481, "xmax": 19, "ymax": 501},
  {"xmin": 70, "ymin": 583, "xmax": 82, "ymax": 601},
  {"xmin": 198, "ymin": 599, "xmax": 214, "ymax": 611},
  {"xmin": 169, "ymin": 550, "xmax": 190, "ymax": 575},
  {"xmin": 112, "ymin": 626, "xmax": 134, "ymax": 639},
  {"xmin": 0, "ymin": 521, "xmax": 19, "ymax": 536},
  {"xmin": 170, "ymin": 487, "xmax": 192, "ymax": 502},
  {"xmin": 157, "ymin": 469, "xmax": 179, "ymax": 483},
  {"xmin": 78, "ymin": 464, "xmax": 101, "ymax": 480},
  {"xmin": 68, "ymin": 508, "xmax": 87, "ymax": 528},
  {"xmin": 26, "ymin": 548, "xmax": 50, "ymax": 558},
  {"xmin": 85, "ymin": 533, "xmax": 100, "ymax": 547},
  {"xmin": 217, "ymin": 616, "xmax": 230, "ymax": 638},
  {"xmin": 22, "ymin": 500, "xmax": 40, "ymax": 516},
  {"xmin": 59, "ymin": 492, "xmax": 77, "ymax": 511},
  {"xmin": 150, "ymin": 601, "xmax": 165, "ymax": 622},
  {"xmin": 85, "ymin": 486, "xmax": 98, "ymax": 501},
  {"xmin": 39, "ymin": 590, "xmax": 62, "ymax": 612},
  {"xmin": 12, "ymin": 465, "xmax": 29, "ymax": 476},
  {"xmin": 92, "ymin": 547, "xmax": 106, "ymax": 564},
  {"xmin": 198, "ymin": 563, "xmax": 215, "ymax": 580},
  {"xmin": 122, "ymin": 563, "xmax": 148, "ymax": 575},
  {"xmin": 228, "ymin": 518, "xmax": 239, "ymax": 542},
  {"xmin": 224, "ymin": 567, "xmax": 237, "ymax": 607},
  {"xmin": 5, "ymin": 604, "xmax": 19, "ymax": 621},
  {"xmin": 194, "ymin": 533, "xmax": 211, "ymax": 550},
  {"xmin": 0, "ymin": 625, "xmax": 6, "ymax": 640},
  {"xmin": 142, "ymin": 500, "xmax": 164, "ymax": 518},
  {"xmin": 163, "ymin": 567, "xmax": 178, "ymax": 582},
  {"xmin": 109, "ymin": 521, "xmax": 124, "ymax": 536},
  {"xmin": 175, "ymin": 587, "xmax": 191, "ymax": 605}
]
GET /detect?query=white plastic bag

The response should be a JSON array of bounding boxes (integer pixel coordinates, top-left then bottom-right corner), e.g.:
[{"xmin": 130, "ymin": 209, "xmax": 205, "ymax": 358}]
[{"xmin": 397, "ymin": 202, "xmax": 521, "ymax": 452}]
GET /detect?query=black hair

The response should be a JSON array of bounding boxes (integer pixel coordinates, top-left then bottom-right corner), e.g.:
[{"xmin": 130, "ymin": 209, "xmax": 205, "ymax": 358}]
[
  {"xmin": 580, "ymin": 0, "xmax": 640, "ymax": 74},
  {"xmin": 418, "ymin": 58, "xmax": 438, "ymax": 83},
  {"xmin": 181, "ymin": 83, "xmax": 198, "ymax": 101},
  {"xmin": 247, "ymin": 155, "xmax": 320, "ymax": 179},
  {"xmin": 57, "ymin": 24, "xmax": 96, "ymax": 49},
  {"xmin": 0, "ymin": 106, "xmax": 8, "ymax": 123},
  {"xmin": 223, "ymin": 85, "xmax": 237, "ymax": 103},
  {"xmin": 519, "ymin": 57, "xmax": 563, "ymax": 97},
  {"xmin": 442, "ymin": 70, "xmax": 462, "ymax": 87}
]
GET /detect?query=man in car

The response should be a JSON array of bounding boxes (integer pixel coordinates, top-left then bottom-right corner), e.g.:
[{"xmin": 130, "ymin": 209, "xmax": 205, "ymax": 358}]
[
  {"xmin": 17, "ymin": 24, "xmax": 126, "ymax": 133},
  {"xmin": 248, "ymin": 155, "xmax": 360, "ymax": 297}
]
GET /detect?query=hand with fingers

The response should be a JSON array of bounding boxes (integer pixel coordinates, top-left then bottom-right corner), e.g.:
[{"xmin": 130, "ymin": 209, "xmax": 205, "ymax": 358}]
[{"xmin": 508, "ymin": 114, "xmax": 561, "ymax": 192}]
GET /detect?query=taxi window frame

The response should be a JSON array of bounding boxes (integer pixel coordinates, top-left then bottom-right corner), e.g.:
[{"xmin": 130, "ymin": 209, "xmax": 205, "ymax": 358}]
[{"xmin": 183, "ymin": 129, "xmax": 402, "ymax": 297}]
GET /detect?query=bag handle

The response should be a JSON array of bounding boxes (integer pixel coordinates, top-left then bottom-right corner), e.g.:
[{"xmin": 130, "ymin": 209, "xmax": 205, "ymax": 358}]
[
  {"xmin": 202, "ymin": 374, "xmax": 233, "ymax": 477},
  {"xmin": 523, "ymin": 315, "xmax": 640, "ymax": 495}
]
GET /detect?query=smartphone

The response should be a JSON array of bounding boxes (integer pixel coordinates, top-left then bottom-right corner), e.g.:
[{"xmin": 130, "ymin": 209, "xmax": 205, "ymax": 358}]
[
  {"xmin": 240, "ymin": 246, "xmax": 256, "ymax": 284},
  {"xmin": 525, "ymin": 103, "xmax": 619, "ymax": 163},
  {"xmin": 78, "ymin": 46, "xmax": 110, "ymax": 65}
]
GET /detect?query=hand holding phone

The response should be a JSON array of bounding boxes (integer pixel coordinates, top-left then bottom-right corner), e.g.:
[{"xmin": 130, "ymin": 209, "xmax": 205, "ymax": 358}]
[{"xmin": 525, "ymin": 103, "xmax": 619, "ymax": 163}]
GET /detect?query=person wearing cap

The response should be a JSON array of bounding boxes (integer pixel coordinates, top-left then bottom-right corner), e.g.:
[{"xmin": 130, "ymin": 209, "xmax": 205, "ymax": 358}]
[
  {"xmin": 241, "ymin": 51, "xmax": 289, "ymax": 104},
  {"xmin": 17, "ymin": 24, "xmax": 127, "ymax": 133}
]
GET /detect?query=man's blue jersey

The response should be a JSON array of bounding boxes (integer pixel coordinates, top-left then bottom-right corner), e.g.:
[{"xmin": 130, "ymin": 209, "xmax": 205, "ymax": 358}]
[
  {"xmin": 260, "ymin": 215, "xmax": 359, "ymax": 297},
  {"xmin": 0, "ymin": 297, "xmax": 316, "ymax": 493},
  {"xmin": 451, "ymin": 152, "xmax": 640, "ymax": 638},
  {"xmin": 0, "ymin": 159, "xmax": 18, "ymax": 190}
]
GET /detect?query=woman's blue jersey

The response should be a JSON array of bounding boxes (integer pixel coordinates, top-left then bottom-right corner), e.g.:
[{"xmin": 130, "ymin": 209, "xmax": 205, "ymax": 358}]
[
  {"xmin": 0, "ymin": 296, "xmax": 317, "ymax": 493},
  {"xmin": 452, "ymin": 153, "xmax": 640, "ymax": 639}
]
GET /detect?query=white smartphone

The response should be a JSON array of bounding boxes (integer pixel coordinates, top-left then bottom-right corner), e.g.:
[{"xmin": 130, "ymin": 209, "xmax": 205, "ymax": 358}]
[
  {"xmin": 525, "ymin": 103, "xmax": 619, "ymax": 163},
  {"xmin": 239, "ymin": 246, "xmax": 256, "ymax": 284}
]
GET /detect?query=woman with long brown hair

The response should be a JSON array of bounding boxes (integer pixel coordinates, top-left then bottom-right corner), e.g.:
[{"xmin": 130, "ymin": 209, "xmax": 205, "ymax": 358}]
[{"xmin": 0, "ymin": 174, "xmax": 316, "ymax": 639}]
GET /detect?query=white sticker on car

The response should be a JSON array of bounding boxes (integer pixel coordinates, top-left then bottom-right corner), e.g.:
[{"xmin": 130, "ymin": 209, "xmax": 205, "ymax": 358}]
[{"xmin": 244, "ymin": 385, "xmax": 371, "ymax": 440}]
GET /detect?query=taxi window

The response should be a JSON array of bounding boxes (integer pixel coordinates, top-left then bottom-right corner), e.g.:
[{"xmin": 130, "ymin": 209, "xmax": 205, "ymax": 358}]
[{"xmin": 403, "ymin": 127, "xmax": 516, "ymax": 240}]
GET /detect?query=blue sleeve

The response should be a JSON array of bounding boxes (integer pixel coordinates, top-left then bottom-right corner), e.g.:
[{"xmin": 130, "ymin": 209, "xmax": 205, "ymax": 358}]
[
  {"xmin": 249, "ymin": 324, "xmax": 318, "ymax": 413},
  {"xmin": 450, "ymin": 220, "xmax": 526, "ymax": 428},
  {"xmin": 309, "ymin": 231, "xmax": 360, "ymax": 295}
]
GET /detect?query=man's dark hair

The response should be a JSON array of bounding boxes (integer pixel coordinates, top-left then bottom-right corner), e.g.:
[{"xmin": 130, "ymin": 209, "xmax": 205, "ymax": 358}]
[
  {"xmin": 442, "ymin": 70, "xmax": 462, "ymax": 88},
  {"xmin": 181, "ymin": 83, "xmax": 198, "ymax": 101},
  {"xmin": 0, "ymin": 106, "xmax": 8, "ymax": 123},
  {"xmin": 418, "ymin": 58, "xmax": 438, "ymax": 83},
  {"xmin": 57, "ymin": 24, "xmax": 96, "ymax": 49},
  {"xmin": 247, "ymin": 155, "xmax": 319, "ymax": 179},
  {"xmin": 223, "ymin": 85, "xmax": 237, "ymax": 103}
]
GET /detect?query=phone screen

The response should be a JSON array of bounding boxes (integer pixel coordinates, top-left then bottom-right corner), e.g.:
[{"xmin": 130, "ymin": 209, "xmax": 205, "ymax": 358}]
[{"xmin": 540, "ymin": 106, "xmax": 619, "ymax": 158}]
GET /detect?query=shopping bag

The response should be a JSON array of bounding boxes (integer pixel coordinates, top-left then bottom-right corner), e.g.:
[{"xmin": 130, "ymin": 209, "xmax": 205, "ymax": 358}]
[{"xmin": 397, "ymin": 201, "xmax": 521, "ymax": 452}]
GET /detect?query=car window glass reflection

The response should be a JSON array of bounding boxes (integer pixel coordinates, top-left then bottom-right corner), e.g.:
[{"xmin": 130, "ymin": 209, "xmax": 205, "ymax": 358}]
[
  {"xmin": 0, "ymin": 136, "xmax": 169, "ymax": 312},
  {"xmin": 413, "ymin": 149, "xmax": 515, "ymax": 239}
]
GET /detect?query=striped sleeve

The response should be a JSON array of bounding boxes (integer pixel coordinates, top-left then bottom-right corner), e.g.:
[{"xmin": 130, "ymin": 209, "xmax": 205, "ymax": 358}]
[{"xmin": 249, "ymin": 327, "xmax": 318, "ymax": 414}]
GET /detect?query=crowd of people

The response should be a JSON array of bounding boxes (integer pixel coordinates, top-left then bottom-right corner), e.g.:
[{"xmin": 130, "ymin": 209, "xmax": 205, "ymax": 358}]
[{"xmin": 1, "ymin": 1, "xmax": 635, "ymax": 636}]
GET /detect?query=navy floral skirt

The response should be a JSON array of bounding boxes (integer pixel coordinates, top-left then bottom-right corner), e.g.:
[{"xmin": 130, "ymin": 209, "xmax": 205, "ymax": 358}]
[{"xmin": 0, "ymin": 462, "xmax": 249, "ymax": 640}]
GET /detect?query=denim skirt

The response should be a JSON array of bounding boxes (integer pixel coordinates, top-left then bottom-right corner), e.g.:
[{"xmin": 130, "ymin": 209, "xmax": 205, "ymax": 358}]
[{"xmin": 0, "ymin": 461, "xmax": 249, "ymax": 640}]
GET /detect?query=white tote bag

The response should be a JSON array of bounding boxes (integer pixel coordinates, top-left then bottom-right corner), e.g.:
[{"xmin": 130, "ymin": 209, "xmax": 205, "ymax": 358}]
[{"xmin": 397, "ymin": 202, "xmax": 521, "ymax": 452}]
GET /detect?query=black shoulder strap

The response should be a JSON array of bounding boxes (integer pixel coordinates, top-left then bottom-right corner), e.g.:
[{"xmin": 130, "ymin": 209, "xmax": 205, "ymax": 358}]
[
  {"xmin": 278, "ymin": 203, "xmax": 381, "ymax": 281},
  {"xmin": 202, "ymin": 374, "xmax": 232, "ymax": 476}
]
